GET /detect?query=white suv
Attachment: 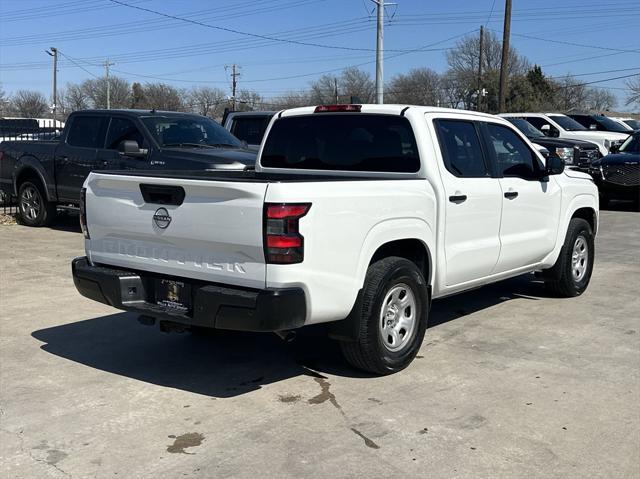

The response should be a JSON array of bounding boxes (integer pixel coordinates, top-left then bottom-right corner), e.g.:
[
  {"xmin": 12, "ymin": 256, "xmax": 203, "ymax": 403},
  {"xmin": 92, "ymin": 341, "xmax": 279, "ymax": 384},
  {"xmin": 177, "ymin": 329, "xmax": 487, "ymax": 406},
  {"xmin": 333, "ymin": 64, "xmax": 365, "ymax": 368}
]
[{"xmin": 500, "ymin": 113, "xmax": 628, "ymax": 156}]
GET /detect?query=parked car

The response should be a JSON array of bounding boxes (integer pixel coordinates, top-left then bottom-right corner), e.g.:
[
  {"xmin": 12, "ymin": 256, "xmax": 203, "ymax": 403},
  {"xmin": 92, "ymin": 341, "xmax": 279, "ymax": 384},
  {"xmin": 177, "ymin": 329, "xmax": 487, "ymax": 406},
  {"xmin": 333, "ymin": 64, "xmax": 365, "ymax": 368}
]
[
  {"xmin": 0, "ymin": 109, "xmax": 255, "ymax": 227},
  {"xmin": 589, "ymin": 131, "xmax": 640, "ymax": 207},
  {"xmin": 72, "ymin": 104, "xmax": 598, "ymax": 375},
  {"xmin": 609, "ymin": 117, "xmax": 640, "ymax": 131},
  {"xmin": 223, "ymin": 111, "xmax": 276, "ymax": 151},
  {"xmin": 567, "ymin": 113, "xmax": 633, "ymax": 133},
  {"xmin": 505, "ymin": 117, "xmax": 601, "ymax": 169},
  {"xmin": 500, "ymin": 113, "xmax": 629, "ymax": 156}
]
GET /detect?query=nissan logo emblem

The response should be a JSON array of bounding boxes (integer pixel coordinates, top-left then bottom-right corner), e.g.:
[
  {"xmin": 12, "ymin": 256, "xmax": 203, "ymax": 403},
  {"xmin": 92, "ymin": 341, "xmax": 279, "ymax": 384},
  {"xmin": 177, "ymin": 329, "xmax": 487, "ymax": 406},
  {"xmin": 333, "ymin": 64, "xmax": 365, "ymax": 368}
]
[{"xmin": 153, "ymin": 207, "xmax": 172, "ymax": 229}]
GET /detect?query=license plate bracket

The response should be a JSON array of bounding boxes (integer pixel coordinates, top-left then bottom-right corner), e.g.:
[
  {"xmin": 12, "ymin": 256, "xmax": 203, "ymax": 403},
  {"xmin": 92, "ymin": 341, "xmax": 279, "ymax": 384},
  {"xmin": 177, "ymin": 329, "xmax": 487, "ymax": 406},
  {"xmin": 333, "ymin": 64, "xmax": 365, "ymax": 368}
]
[{"xmin": 155, "ymin": 279, "xmax": 192, "ymax": 313}]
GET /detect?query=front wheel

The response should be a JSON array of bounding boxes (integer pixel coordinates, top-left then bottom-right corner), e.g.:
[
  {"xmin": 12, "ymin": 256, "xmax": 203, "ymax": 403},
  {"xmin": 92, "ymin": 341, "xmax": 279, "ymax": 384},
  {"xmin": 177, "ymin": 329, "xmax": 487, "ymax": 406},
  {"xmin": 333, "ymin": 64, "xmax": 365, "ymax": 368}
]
[
  {"xmin": 339, "ymin": 257, "xmax": 429, "ymax": 375},
  {"xmin": 544, "ymin": 218, "xmax": 594, "ymax": 297},
  {"xmin": 18, "ymin": 180, "xmax": 56, "ymax": 227}
]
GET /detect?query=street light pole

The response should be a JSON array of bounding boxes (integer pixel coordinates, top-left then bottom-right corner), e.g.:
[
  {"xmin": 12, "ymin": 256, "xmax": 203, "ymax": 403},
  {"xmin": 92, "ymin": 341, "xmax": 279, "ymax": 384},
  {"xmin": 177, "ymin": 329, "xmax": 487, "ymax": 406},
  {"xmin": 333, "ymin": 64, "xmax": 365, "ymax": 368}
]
[{"xmin": 46, "ymin": 47, "xmax": 58, "ymax": 126}]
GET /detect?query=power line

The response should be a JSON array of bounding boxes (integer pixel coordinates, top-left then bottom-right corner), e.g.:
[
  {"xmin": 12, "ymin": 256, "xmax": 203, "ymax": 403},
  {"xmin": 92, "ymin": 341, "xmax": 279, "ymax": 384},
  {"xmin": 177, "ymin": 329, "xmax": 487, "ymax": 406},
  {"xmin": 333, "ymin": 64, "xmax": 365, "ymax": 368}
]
[
  {"xmin": 107, "ymin": 0, "xmax": 385, "ymax": 53},
  {"xmin": 57, "ymin": 51, "xmax": 101, "ymax": 79}
]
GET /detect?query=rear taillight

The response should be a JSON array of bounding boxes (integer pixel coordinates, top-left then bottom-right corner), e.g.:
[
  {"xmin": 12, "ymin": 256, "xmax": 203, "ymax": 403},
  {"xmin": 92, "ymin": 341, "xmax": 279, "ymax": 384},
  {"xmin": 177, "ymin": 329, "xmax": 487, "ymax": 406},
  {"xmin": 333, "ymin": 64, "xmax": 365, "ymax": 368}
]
[
  {"xmin": 79, "ymin": 187, "xmax": 90, "ymax": 239},
  {"xmin": 264, "ymin": 203, "xmax": 311, "ymax": 264}
]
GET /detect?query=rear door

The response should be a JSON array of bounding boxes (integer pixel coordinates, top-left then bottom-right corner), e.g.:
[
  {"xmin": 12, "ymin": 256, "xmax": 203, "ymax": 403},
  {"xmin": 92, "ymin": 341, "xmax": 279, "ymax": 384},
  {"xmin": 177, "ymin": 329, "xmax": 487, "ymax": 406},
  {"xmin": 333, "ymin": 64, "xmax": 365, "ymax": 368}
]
[
  {"xmin": 85, "ymin": 173, "xmax": 268, "ymax": 288},
  {"xmin": 433, "ymin": 118, "xmax": 503, "ymax": 286},
  {"xmin": 483, "ymin": 121, "xmax": 562, "ymax": 272},
  {"xmin": 55, "ymin": 115, "xmax": 107, "ymax": 201}
]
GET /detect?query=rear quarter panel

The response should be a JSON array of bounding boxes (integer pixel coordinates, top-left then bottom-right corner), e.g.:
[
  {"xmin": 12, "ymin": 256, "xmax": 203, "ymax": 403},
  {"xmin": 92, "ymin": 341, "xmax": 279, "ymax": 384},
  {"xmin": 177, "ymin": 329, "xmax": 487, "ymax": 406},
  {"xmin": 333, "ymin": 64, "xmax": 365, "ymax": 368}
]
[{"xmin": 265, "ymin": 179, "xmax": 436, "ymax": 324}]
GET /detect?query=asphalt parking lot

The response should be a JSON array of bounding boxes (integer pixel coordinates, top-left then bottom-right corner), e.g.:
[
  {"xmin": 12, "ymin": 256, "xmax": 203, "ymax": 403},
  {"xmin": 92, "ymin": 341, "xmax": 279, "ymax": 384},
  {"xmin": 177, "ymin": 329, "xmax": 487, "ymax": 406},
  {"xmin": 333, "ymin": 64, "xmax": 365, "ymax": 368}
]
[{"xmin": 0, "ymin": 207, "xmax": 638, "ymax": 479}]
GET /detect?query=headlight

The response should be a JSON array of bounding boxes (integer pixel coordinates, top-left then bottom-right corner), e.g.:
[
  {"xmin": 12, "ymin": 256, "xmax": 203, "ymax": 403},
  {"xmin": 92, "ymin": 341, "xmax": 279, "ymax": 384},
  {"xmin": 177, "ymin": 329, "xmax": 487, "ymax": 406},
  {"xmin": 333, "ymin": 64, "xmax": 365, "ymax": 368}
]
[{"xmin": 555, "ymin": 147, "xmax": 574, "ymax": 164}]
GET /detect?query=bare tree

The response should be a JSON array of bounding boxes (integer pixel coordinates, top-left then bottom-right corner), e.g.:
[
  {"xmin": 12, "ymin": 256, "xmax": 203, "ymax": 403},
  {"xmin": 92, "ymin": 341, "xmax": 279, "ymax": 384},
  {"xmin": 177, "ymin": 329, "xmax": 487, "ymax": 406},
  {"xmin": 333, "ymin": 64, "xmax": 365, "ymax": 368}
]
[
  {"xmin": 386, "ymin": 68, "xmax": 442, "ymax": 106},
  {"xmin": 585, "ymin": 88, "xmax": 617, "ymax": 111},
  {"xmin": 236, "ymin": 89, "xmax": 263, "ymax": 111},
  {"xmin": 60, "ymin": 83, "xmax": 90, "ymax": 117},
  {"xmin": 10, "ymin": 90, "xmax": 49, "ymax": 117},
  {"xmin": 187, "ymin": 86, "xmax": 226, "ymax": 117},
  {"xmin": 553, "ymin": 75, "xmax": 588, "ymax": 111},
  {"xmin": 0, "ymin": 83, "xmax": 7, "ymax": 115},
  {"xmin": 625, "ymin": 76, "xmax": 640, "ymax": 108},
  {"xmin": 309, "ymin": 67, "xmax": 374, "ymax": 104},
  {"xmin": 82, "ymin": 76, "xmax": 131, "ymax": 109},
  {"xmin": 139, "ymin": 83, "xmax": 183, "ymax": 111},
  {"xmin": 268, "ymin": 91, "xmax": 312, "ymax": 109},
  {"xmin": 446, "ymin": 30, "xmax": 529, "ymax": 112}
]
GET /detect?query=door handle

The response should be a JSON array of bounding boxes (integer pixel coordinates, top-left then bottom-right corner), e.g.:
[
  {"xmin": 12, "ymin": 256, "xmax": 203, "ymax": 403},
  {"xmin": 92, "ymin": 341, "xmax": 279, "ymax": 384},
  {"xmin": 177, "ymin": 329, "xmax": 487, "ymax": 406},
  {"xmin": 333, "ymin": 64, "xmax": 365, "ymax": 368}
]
[
  {"xmin": 99, "ymin": 160, "xmax": 110, "ymax": 167},
  {"xmin": 504, "ymin": 191, "xmax": 519, "ymax": 199},
  {"xmin": 449, "ymin": 194, "xmax": 467, "ymax": 203}
]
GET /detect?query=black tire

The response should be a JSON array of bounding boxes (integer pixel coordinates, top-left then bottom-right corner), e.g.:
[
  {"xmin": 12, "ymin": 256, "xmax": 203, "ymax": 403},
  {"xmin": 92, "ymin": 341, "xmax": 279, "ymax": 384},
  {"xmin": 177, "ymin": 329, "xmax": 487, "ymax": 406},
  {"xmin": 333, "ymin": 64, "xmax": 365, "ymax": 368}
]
[
  {"xmin": 17, "ymin": 180, "xmax": 56, "ymax": 227},
  {"xmin": 339, "ymin": 256, "xmax": 429, "ymax": 375},
  {"xmin": 544, "ymin": 218, "xmax": 594, "ymax": 297}
]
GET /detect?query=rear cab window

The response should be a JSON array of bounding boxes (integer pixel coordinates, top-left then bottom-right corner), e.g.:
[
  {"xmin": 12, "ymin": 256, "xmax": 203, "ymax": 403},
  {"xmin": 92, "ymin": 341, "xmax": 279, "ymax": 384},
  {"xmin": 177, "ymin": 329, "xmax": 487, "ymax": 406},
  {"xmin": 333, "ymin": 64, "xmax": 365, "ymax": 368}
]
[
  {"xmin": 260, "ymin": 114, "xmax": 420, "ymax": 172},
  {"xmin": 66, "ymin": 115, "xmax": 107, "ymax": 148}
]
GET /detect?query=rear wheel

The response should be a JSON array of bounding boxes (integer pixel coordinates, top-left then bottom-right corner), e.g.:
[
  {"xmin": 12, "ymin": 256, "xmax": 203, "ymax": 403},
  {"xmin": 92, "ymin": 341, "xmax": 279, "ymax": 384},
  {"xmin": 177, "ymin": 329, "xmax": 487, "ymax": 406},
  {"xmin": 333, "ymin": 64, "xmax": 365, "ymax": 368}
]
[
  {"xmin": 339, "ymin": 257, "xmax": 429, "ymax": 375},
  {"xmin": 544, "ymin": 218, "xmax": 594, "ymax": 297},
  {"xmin": 18, "ymin": 180, "xmax": 56, "ymax": 227}
]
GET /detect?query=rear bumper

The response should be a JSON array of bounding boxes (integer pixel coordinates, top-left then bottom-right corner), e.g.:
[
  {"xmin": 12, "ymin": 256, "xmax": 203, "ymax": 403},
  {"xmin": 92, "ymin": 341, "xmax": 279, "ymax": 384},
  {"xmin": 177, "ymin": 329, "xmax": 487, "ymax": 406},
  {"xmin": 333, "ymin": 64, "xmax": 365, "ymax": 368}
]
[{"xmin": 71, "ymin": 256, "xmax": 306, "ymax": 332}]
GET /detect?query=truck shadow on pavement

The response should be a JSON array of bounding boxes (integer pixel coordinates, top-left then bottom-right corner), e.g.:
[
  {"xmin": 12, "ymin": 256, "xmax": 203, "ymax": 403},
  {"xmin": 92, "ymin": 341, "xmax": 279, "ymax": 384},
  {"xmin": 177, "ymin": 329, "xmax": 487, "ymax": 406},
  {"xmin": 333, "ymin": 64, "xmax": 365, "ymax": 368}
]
[{"xmin": 31, "ymin": 274, "xmax": 544, "ymax": 398}]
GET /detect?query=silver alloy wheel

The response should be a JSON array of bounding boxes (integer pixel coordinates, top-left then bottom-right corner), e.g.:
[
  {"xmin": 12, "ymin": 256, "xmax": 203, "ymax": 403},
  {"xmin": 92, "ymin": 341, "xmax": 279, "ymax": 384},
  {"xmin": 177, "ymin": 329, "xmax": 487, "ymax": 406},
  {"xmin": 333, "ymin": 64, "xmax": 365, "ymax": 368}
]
[
  {"xmin": 379, "ymin": 283, "xmax": 417, "ymax": 353},
  {"xmin": 571, "ymin": 235, "xmax": 589, "ymax": 282},
  {"xmin": 20, "ymin": 185, "xmax": 41, "ymax": 221}
]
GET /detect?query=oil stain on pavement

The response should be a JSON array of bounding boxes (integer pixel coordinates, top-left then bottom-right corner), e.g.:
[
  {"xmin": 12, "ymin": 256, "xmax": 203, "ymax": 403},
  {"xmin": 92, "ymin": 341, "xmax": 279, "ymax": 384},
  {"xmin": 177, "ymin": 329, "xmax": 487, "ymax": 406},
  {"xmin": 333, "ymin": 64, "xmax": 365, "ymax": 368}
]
[{"xmin": 167, "ymin": 433, "xmax": 205, "ymax": 454}]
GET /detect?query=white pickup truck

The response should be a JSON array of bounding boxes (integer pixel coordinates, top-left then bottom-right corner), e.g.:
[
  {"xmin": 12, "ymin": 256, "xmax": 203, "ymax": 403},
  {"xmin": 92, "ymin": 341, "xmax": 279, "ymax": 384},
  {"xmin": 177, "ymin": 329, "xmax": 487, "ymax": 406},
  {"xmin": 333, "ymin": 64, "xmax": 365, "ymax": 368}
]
[{"xmin": 73, "ymin": 104, "xmax": 598, "ymax": 375}]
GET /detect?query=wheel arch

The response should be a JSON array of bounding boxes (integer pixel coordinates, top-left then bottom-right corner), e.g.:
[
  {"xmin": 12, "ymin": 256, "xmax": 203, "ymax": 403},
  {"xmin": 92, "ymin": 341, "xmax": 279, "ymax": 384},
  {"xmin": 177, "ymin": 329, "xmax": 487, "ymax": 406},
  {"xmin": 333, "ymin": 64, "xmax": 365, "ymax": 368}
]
[{"xmin": 13, "ymin": 159, "xmax": 54, "ymax": 202}]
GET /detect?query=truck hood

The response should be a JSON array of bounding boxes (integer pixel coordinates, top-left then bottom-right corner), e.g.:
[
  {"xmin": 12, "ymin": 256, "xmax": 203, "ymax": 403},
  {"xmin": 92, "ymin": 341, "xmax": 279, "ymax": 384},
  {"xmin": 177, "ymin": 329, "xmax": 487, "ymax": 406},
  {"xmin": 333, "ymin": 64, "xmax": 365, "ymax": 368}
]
[
  {"xmin": 591, "ymin": 152, "xmax": 640, "ymax": 166},
  {"xmin": 567, "ymin": 131, "xmax": 630, "ymax": 141},
  {"xmin": 159, "ymin": 147, "xmax": 257, "ymax": 169},
  {"xmin": 529, "ymin": 137, "xmax": 598, "ymax": 149}
]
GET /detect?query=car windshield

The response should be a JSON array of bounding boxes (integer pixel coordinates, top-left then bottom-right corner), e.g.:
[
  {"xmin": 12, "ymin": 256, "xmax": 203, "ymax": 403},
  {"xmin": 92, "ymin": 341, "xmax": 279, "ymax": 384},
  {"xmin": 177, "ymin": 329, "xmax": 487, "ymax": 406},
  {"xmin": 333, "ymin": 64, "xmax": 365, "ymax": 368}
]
[
  {"xmin": 594, "ymin": 116, "xmax": 631, "ymax": 133},
  {"xmin": 550, "ymin": 115, "xmax": 587, "ymax": 131},
  {"xmin": 507, "ymin": 118, "xmax": 545, "ymax": 138},
  {"xmin": 141, "ymin": 115, "xmax": 242, "ymax": 148},
  {"xmin": 619, "ymin": 133, "xmax": 639, "ymax": 154},
  {"xmin": 623, "ymin": 119, "xmax": 640, "ymax": 130}
]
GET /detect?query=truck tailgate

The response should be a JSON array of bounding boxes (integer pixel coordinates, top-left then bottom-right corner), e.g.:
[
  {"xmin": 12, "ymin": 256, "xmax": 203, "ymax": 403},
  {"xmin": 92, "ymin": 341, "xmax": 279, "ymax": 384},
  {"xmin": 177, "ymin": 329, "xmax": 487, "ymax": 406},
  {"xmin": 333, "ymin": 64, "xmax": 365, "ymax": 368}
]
[{"xmin": 84, "ymin": 173, "xmax": 268, "ymax": 289}]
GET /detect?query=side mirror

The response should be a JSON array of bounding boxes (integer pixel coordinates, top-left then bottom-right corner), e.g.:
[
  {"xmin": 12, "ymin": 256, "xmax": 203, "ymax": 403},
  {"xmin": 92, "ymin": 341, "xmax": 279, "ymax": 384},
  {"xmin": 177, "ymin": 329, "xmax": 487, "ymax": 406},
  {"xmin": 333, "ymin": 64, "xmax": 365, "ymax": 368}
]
[
  {"xmin": 545, "ymin": 155, "xmax": 565, "ymax": 176},
  {"xmin": 119, "ymin": 140, "xmax": 148, "ymax": 158}
]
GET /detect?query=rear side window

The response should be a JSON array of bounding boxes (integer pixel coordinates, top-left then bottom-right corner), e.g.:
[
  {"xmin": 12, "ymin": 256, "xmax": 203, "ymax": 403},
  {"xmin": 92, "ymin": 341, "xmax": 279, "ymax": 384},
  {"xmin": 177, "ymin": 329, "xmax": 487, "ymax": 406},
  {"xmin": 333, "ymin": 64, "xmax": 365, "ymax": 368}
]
[
  {"xmin": 261, "ymin": 114, "xmax": 420, "ymax": 172},
  {"xmin": 67, "ymin": 116, "xmax": 106, "ymax": 148},
  {"xmin": 434, "ymin": 119, "xmax": 489, "ymax": 177},
  {"xmin": 231, "ymin": 116, "xmax": 272, "ymax": 145}
]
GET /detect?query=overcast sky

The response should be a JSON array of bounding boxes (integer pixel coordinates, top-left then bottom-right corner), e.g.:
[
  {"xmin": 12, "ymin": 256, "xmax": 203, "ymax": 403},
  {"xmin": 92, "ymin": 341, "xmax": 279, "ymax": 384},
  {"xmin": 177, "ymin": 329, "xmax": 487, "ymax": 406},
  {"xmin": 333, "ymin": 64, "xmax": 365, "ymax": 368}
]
[{"xmin": 1, "ymin": 0, "xmax": 639, "ymax": 109}]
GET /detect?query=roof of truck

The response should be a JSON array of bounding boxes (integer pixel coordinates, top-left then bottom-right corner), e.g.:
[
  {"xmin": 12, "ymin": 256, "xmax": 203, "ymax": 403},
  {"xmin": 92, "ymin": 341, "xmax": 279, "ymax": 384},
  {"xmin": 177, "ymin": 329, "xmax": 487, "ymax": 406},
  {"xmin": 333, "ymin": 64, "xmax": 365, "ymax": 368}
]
[
  {"xmin": 72, "ymin": 109, "xmax": 207, "ymax": 117},
  {"xmin": 279, "ymin": 104, "xmax": 505, "ymax": 121}
]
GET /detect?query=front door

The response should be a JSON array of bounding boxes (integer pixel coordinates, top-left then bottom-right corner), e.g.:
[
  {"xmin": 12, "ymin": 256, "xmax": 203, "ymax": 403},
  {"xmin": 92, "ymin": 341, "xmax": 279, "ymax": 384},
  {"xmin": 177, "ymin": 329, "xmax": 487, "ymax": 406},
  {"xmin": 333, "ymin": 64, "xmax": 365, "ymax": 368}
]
[
  {"xmin": 483, "ymin": 122, "xmax": 562, "ymax": 272},
  {"xmin": 55, "ymin": 115, "xmax": 107, "ymax": 202},
  {"xmin": 433, "ymin": 118, "xmax": 503, "ymax": 286},
  {"xmin": 96, "ymin": 116, "xmax": 150, "ymax": 171}
]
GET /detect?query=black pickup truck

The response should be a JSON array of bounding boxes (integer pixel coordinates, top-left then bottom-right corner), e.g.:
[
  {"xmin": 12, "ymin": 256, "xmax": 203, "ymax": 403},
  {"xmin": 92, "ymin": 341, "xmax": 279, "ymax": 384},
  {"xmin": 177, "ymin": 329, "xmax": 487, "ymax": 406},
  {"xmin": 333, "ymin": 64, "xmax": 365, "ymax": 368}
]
[{"xmin": 0, "ymin": 109, "xmax": 256, "ymax": 226}]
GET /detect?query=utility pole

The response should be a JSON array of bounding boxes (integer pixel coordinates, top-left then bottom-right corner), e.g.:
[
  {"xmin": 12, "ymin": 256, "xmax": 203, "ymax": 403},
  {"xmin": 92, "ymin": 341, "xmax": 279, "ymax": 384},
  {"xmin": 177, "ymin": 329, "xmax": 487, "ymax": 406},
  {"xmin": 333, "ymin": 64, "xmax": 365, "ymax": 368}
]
[
  {"xmin": 226, "ymin": 64, "xmax": 241, "ymax": 110},
  {"xmin": 103, "ymin": 59, "xmax": 115, "ymax": 109},
  {"xmin": 370, "ymin": 0, "xmax": 396, "ymax": 104},
  {"xmin": 498, "ymin": 0, "xmax": 512, "ymax": 113},
  {"xmin": 477, "ymin": 26, "xmax": 484, "ymax": 112},
  {"xmin": 334, "ymin": 77, "xmax": 339, "ymax": 103},
  {"xmin": 46, "ymin": 47, "xmax": 58, "ymax": 126}
]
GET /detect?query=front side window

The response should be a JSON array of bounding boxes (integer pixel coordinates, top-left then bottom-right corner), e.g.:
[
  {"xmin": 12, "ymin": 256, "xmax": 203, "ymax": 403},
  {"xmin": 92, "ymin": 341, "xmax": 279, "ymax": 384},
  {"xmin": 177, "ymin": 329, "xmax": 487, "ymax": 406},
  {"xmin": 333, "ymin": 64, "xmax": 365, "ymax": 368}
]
[
  {"xmin": 141, "ymin": 115, "xmax": 241, "ymax": 148},
  {"xmin": 434, "ymin": 119, "xmax": 489, "ymax": 177},
  {"xmin": 261, "ymin": 114, "xmax": 420, "ymax": 172},
  {"xmin": 486, "ymin": 123, "xmax": 542, "ymax": 180},
  {"xmin": 105, "ymin": 117, "xmax": 145, "ymax": 149},
  {"xmin": 66, "ymin": 116, "xmax": 106, "ymax": 148}
]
